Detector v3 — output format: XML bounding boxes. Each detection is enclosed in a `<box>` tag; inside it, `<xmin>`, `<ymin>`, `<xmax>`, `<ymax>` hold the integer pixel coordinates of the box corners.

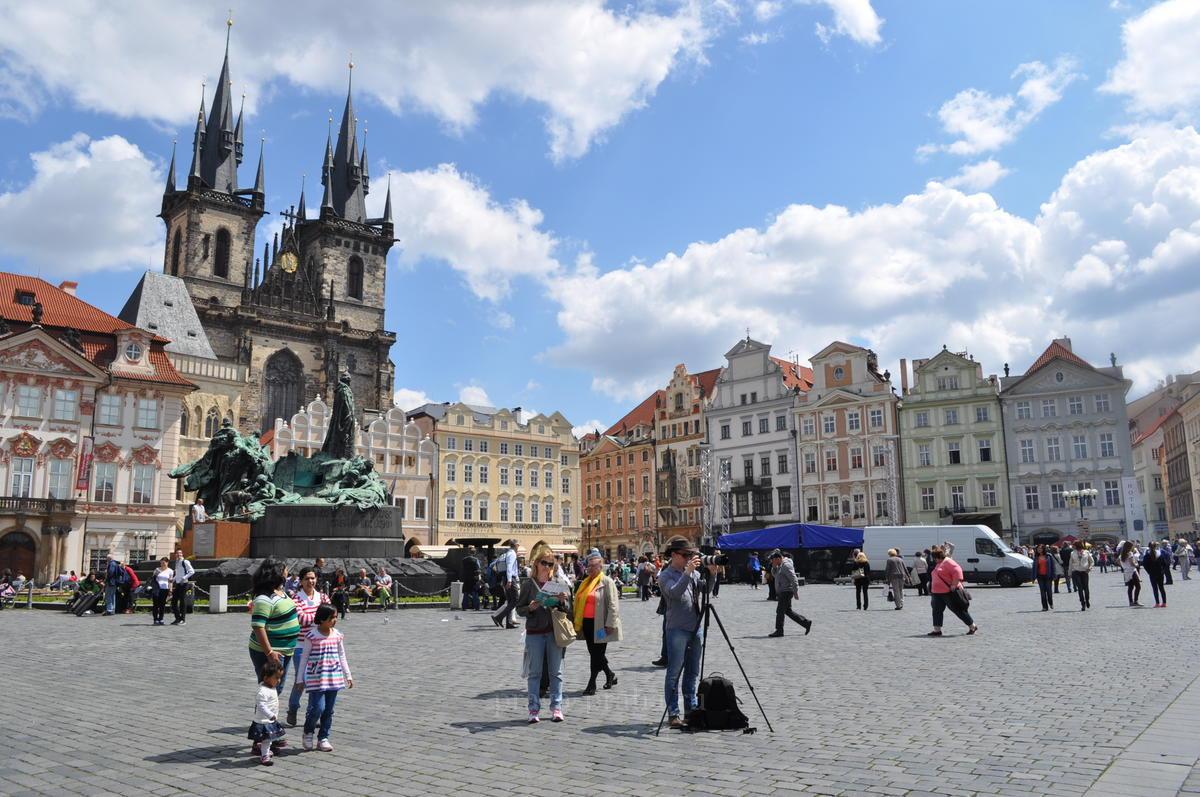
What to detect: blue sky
<box><xmin>1</xmin><ymin>0</ymin><xmax>1199</xmax><ymax>435</ymax></box>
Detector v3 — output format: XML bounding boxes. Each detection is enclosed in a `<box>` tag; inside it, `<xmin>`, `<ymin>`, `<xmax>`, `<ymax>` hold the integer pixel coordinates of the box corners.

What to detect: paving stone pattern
<box><xmin>7</xmin><ymin>570</ymin><xmax>1200</xmax><ymax>796</ymax></box>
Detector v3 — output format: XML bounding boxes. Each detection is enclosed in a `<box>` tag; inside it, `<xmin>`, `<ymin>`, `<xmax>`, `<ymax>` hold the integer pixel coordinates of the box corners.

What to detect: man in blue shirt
<box><xmin>659</xmin><ymin>537</ymin><xmax>717</xmax><ymax>729</ymax></box>
<box><xmin>747</xmin><ymin>552</ymin><xmax>762</xmax><ymax>590</ymax></box>
<box><xmin>491</xmin><ymin>540</ymin><xmax>521</xmax><ymax>629</ymax></box>
<box><xmin>103</xmin><ymin>554</ymin><xmax>124</xmax><ymax>616</ymax></box>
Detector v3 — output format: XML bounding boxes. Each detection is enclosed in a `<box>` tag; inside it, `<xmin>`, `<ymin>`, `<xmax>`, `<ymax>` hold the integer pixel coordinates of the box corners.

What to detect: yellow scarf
<box><xmin>573</xmin><ymin>573</ymin><xmax>602</xmax><ymax>633</ymax></box>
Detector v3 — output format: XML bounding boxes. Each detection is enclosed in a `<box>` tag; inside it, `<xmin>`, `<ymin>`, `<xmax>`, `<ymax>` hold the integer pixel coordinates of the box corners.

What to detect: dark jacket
<box><xmin>461</xmin><ymin>555</ymin><xmax>481</xmax><ymax>582</ymax></box>
<box><xmin>515</xmin><ymin>577</ymin><xmax>573</xmax><ymax>635</ymax></box>
<box><xmin>1058</xmin><ymin>547</ymin><xmax>1071</xmax><ymax>571</ymax></box>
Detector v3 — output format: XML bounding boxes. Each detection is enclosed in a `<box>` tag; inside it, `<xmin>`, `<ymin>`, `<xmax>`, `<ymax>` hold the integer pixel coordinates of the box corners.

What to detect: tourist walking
<box><xmin>885</xmin><ymin>549</ymin><xmax>907</xmax><ymax>610</ymax></box>
<box><xmin>1058</xmin><ymin>544</ymin><xmax>1073</xmax><ymax>593</ymax></box>
<box><xmin>517</xmin><ymin>543</ymin><xmax>572</xmax><ymax>723</ymax></box>
<box><xmin>287</xmin><ymin>566</ymin><xmax>330</xmax><ymax>727</ymax></box>
<box><xmin>150</xmin><ymin>558</ymin><xmax>172</xmax><ymax>625</ymax></box>
<box><xmin>1034</xmin><ymin>545</ymin><xmax>1057</xmax><ymax>611</ymax></box>
<box><xmin>928</xmin><ymin>545</ymin><xmax>977</xmax><ymax>636</ymax></box>
<box><xmin>491</xmin><ymin>539</ymin><xmax>521</xmax><ymax>629</ymax></box>
<box><xmin>249</xmin><ymin>559</ymin><xmax>301</xmax><ymax>693</ymax></box>
<box><xmin>912</xmin><ymin>551</ymin><xmax>929</xmax><ymax>596</ymax></box>
<box><xmin>852</xmin><ymin>551</ymin><xmax>870</xmax><ymax>610</ymax></box>
<box><xmin>295</xmin><ymin>604</ymin><xmax>353</xmax><ymax>751</ymax></box>
<box><xmin>1069</xmin><ymin>541</ymin><xmax>1093</xmax><ymax>611</ymax></box>
<box><xmin>170</xmin><ymin>549</ymin><xmax>194</xmax><ymax>625</ymax></box>
<box><xmin>1177</xmin><ymin>539</ymin><xmax>1193</xmax><ymax>579</ymax></box>
<box><xmin>1119</xmin><ymin>541</ymin><xmax>1142</xmax><ymax>607</ymax></box>
<box><xmin>1143</xmin><ymin>541</ymin><xmax>1168</xmax><ymax>607</ymax></box>
<box><xmin>575</xmin><ymin>552</ymin><xmax>621</xmax><ymax>696</ymax></box>
<box><xmin>747</xmin><ymin>552</ymin><xmax>762</xmax><ymax>590</ymax></box>
<box><xmin>1161</xmin><ymin>540</ymin><xmax>1175</xmax><ymax>585</ymax></box>
<box><xmin>248</xmin><ymin>659</ymin><xmax>287</xmax><ymax>766</ymax></box>
<box><xmin>767</xmin><ymin>550</ymin><xmax>812</xmax><ymax>636</ymax></box>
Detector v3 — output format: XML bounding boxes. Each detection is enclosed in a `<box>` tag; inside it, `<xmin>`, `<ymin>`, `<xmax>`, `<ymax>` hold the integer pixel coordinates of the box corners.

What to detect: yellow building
<box><xmin>408</xmin><ymin>402</ymin><xmax>581</xmax><ymax>554</ymax></box>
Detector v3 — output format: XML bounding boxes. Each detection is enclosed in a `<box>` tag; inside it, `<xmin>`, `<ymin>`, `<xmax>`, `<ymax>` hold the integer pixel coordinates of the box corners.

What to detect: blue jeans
<box><xmin>104</xmin><ymin>584</ymin><xmax>117</xmax><ymax>614</ymax></box>
<box><xmin>524</xmin><ymin>633</ymin><xmax>563</xmax><ymax>712</ymax></box>
<box><xmin>664</xmin><ymin>625</ymin><xmax>703</xmax><ymax>717</ymax></box>
<box><xmin>249</xmin><ymin>649</ymin><xmax>291</xmax><ymax>695</ymax></box>
<box><xmin>288</xmin><ymin>649</ymin><xmax>305</xmax><ymax>712</ymax></box>
<box><xmin>304</xmin><ymin>689</ymin><xmax>339</xmax><ymax>740</ymax></box>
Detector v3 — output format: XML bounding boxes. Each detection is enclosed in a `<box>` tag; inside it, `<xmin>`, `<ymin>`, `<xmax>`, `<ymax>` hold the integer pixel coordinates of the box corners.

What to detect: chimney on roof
<box><xmin>899</xmin><ymin>358</ymin><xmax>908</xmax><ymax>395</ymax></box>
<box><xmin>58</xmin><ymin>280</ymin><xmax>78</xmax><ymax>296</ymax></box>
<box><xmin>1054</xmin><ymin>337</ymin><xmax>1072</xmax><ymax>351</ymax></box>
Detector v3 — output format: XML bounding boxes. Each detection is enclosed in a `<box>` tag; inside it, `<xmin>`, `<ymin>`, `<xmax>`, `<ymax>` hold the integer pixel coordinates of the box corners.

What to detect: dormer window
<box><xmin>15</xmin><ymin>290</ymin><xmax>34</xmax><ymax>305</ymax></box>
<box><xmin>125</xmin><ymin>343</ymin><xmax>144</xmax><ymax>362</ymax></box>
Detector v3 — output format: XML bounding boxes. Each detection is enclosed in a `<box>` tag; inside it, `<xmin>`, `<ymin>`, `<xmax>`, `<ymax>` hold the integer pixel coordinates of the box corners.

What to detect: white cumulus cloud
<box><xmin>0</xmin><ymin>0</ymin><xmax>709</xmax><ymax>161</ymax></box>
<box><xmin>393</xmin><ymin>387</ymin><xmax>434</xmax><ymax>412</ymax></box>
<box><xmin>1102</xmin><ymin>0</ymin><xmax>1200</xmax><ymax>117</ymax></box>
<box><xmin>0</xmin><ymin>133</ymin><xmax>163</xmax><ymax>275</ymax></box>
<box><xmin>921</xmin><ymin>57</ymin><xmax>1081</xmax><ymax>157</ymax></box>
<box><xmin>809</xmin><ymin>0</ymin><xmax>884</xmax><ymax>46</ymax></box>
<box><xmin>458</xmin><ymin>384</ymin><xmax>492</xmax><ymax>406</ymax></box>
<box><xmin>572</xmin><ymin>420</ymin><xmax>607</xmax><ymax>439</ymax></box>
<box><xmin>942</xmin><ymin>159</ymin><xmax>1011</xmax><ymax>191</ymax></box>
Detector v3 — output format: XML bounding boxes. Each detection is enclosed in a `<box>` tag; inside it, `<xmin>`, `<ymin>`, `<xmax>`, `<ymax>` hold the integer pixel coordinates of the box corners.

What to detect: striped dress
<box><xmin>296</xmin><ymin>627</ymin><xmax>352</xmax><ymax>691</ymax></box>
<box><xmin>248</xmin><ymin>593</ymin><xmax>300</xmax><ymax>655</ymax></box>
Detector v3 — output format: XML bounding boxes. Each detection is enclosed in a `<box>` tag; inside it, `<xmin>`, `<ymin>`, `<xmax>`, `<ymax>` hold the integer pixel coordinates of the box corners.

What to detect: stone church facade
<box><xmin>157</xmin><ymin>37</ymin><xmax>396</xmax><ymax>434</ymax></box>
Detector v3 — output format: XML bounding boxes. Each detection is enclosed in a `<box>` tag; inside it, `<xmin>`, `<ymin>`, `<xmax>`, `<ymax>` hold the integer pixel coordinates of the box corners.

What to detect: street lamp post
<box><xmin>1063</xmin><ymin>488</ymin><xmax>1099</xmax><ymax>537</ymax></box>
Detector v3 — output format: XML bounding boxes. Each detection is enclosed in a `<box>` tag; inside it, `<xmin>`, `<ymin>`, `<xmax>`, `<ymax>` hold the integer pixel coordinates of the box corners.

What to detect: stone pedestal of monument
<box><xmin>185</xmin><ymin>521</ymin><xmax>251</xmax><ymax>559</ymax></box>
<box><xmin>251</xmin><ymin>504</ymin><xmax>404</xmax><ymax>559</ymax></box>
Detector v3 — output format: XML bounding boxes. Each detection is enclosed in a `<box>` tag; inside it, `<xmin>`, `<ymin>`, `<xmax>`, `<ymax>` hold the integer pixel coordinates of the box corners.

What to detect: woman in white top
<box><xmin>151</xmin><ymin>558</ymin><xmax>173</xmax><ymax>626</ymax></box>
<box><xmin>1068</xmin><ymin>541</ymin><xmax>1093</xmax><ymax>611</ymax></box>
<box><xmin>1119</xmin><ymin>541</ymin><xmax>1142</xmax><ymax>607</ymax></box>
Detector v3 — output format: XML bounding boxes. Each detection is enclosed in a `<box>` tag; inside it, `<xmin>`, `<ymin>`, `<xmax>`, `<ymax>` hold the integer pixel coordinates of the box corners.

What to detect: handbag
<box><xmin>954</xmin><ymin>585</ymin><xmax>971</xmax><ymax>604</ymax></box>
<box><xmin>551</xmin><ymin>609</ymin><xmax>576</xmax><ymax>648</ymax></box>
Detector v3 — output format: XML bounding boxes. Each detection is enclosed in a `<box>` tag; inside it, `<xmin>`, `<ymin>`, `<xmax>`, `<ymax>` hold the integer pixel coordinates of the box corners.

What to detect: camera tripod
<box><xmin>655</xmin><ymin>584</ymin><xmax>774</xmax><ymax>735</ymax></box>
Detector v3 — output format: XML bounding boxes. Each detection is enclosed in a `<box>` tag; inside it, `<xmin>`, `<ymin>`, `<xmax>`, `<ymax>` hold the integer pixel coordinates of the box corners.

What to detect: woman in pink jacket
<box><xmin>928</xmin><ymin>545</ymin><xmax>978</xmax><ymax>636</ymax></box>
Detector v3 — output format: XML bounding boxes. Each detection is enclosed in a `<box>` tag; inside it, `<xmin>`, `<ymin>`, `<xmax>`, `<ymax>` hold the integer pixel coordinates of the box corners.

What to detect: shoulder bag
<box><xmin>551</xmin><ymin>609</ymin><xmax>576</xmax><ymax>648</ymax></box>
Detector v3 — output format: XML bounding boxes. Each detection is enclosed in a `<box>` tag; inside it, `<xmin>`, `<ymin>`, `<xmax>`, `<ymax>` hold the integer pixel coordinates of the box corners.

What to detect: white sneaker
<box><xmin>302</xmin><ymin>733</ymin><xmax>314</xmax><ymax>751</ymax></box>
<box><xmin>317</xmin><ymin>738</ymin><xmax>333</xmax><ymax>752</ymax></box>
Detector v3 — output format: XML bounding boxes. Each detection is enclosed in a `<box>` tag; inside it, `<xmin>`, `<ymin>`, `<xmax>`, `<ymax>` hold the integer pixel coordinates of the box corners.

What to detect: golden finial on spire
<box><xmin>348</xmin><ymin>51</ymin><xmax>354</xmax><ymax>71</ymax></box>
<box><xmin>227</xmin><ymin>9</ymin><xmax>233</xmax><ymax>28</ymax></box>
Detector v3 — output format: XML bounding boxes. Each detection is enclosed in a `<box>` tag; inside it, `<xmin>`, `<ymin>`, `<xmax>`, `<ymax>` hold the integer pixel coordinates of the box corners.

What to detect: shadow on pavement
<box><xmin>472</xmin><ymin>688</ymin><xmax>525</xmax><ymax>700</ymax></box>
<box><xmin>449</xmin><ymin>719</ymin><xmax>531</xmax><ymax>733</ymax></box>
<box><xmin>579</xmin><ymin>722</ymin><xmax>656</xmax><ymax>739</ymax></box>
<box><xmin>144</xmin><ymin>742</ymin><xmax>276</xmax><ymax>769</ymax></box>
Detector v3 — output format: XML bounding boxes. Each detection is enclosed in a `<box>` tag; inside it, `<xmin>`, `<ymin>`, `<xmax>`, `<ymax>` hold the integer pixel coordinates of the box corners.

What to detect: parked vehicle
<box><xmin>862</xmin><ymin>524</ymin><xmax>1032</xmax><ymax>587</ymax></box>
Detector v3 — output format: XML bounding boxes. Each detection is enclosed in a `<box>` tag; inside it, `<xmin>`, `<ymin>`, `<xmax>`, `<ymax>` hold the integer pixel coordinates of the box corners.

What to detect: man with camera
<box><xmin>767</xmin><ymin>549</ymin><xmax>812</xmax><ymax>637</ymax></box>
<box><xmin>659</xmin><ymin>537</ymin><xmax>719</xmax><ymax>729</ymax></box>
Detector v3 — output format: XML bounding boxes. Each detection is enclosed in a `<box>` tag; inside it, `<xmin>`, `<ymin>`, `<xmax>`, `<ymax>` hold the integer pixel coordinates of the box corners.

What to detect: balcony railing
<box><xmin>0</xmin><ymin>497</ymin><xmax>77</xmax><ymax>514</ymax></box>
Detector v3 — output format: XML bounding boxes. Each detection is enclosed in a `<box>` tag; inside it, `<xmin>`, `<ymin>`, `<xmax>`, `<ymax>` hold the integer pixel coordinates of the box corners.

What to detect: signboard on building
<box><xmin>1122</xmin><ymin>476</ymin><xmax>1146</xmax><ymax>535</ymax></box>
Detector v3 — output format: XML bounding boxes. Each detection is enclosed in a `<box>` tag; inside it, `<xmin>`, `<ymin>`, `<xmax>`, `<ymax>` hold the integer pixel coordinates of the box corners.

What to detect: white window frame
<box><xmin>52</xmin><ymin>389</ymin><xmax>78</xmax><ymax>421</ymax></box>
<box><xmin>48</xmin><ymin>458</ymin><xmax>73</xmax><ymax>499</ymax></box>
<box><xmin>16</xmin><ymin>385</ymin><xmax>41</xmax><ymax>417</ymax></box>
<box><xmin>131</xmin><ymin>464</ymin><xmax>155</xmax><ymax>504</ymax></box>
<box><xmin>135</xmin><ymin>398</ymin><xmax>159</xmax><ymax>429</ymax></box>
<box><xmin>10</xmin><ymin>456</ymin><xmax>34</xmax><ymax>497</ymax></box>
<box><xmin>97</xmin><ymin>393</ymin><xmax>122</xmax><ymax>426</ymax></box>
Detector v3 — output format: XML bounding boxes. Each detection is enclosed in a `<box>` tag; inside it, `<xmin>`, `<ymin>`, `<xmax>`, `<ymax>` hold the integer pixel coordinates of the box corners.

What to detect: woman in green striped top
<box><xmin>249</xmin><ymin>559</ymin><xmax>300</xmax><ymax>694</ymax></box>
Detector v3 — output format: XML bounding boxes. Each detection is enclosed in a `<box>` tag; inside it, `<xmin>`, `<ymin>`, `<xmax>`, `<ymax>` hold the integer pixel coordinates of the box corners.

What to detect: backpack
<box><xmin>686</xmin><ymin>673</ymin><xmax>750</xmax><ymax>731</ymax></box>
<box><xmin>113</xmin><ymin>565</ymin><xmax>131</xmax><ymax>586</ymax></box>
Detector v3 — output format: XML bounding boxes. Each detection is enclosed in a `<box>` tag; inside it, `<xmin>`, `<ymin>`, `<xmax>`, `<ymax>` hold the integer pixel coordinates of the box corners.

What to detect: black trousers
<box><xmin>170</xmin><ymin>583</ymin><xmax>190</xmax><ymax>622</ymax></box>
<box><xmin>1126</xmin><ymin>575</ymin><xmax>1141</xmax><ymax>605</ymax></box>
<box><xmin>152</xmin><ymin>588</ymin><xmax>168</xmax><ymax>622</ymax></box>
<box><xmin>1071</xmin><ymin>572</ymin><xmax>1090</xmax><ymax>608</ymax></box>
<box><xmin>854</xmin><ymin>579</ymin><xmax>870</xmax><ymax>609</ymax></box>
<box><xmin>581</xmin><ymin>618</ymin><xmax>612</xmax><ymax>685</ymax></box>
<box><xmin>492</xmin><ymin>582</ymin><xmax>518</xmax><ymax>624</ymax></box>
<box><xmin>1037</xmin><ymin>576</ymin><xmax>1054</xmax><ymax>609</ymax></box>
<box><xmin>917</xmin><ymin>573</ymin><xmax>930</xmax><ymax>596</ymax></box>
<box><xmin>1148</xmin><ymin>571</ymin><xmax>1166</xmax><ymax>604</ymax></box>
<box><xmin>775</xmin><ymin>591</ymin><xmax>808</xmax><ymax>632</ymax></box>
<box><xmin>931</xmin><ymin>592</ymin><xmax>973</xmax><ymax>628</ymax></box>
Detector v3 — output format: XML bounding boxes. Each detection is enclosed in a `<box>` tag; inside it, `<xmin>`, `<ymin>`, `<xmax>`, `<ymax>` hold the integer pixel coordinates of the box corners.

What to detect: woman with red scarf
<box><xmin>574</xmin><ymin>552</ymin><xmax>622</xmax><ymax>696</ymax></box>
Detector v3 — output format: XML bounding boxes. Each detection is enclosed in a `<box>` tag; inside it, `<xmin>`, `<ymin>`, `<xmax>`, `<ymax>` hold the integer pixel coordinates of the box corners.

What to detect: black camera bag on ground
<box><xmin>687</xmin><ymin>673</ymin><xmax>749</xmax><ymax>731</ymax></box>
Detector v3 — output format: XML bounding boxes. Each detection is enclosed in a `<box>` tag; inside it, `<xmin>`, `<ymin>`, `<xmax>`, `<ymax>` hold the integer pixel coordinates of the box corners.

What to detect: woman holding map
<box><xmin>516</xmin><ymin>542</ymin><xmax>573</xmax><ymax>723</ymax></box>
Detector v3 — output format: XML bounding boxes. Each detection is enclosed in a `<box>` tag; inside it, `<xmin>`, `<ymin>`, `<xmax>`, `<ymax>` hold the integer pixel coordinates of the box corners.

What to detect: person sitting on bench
<box><xmin>372</xmin><ymin>566</ymin><xmax>393</xmax><ymax>610</ymax></box>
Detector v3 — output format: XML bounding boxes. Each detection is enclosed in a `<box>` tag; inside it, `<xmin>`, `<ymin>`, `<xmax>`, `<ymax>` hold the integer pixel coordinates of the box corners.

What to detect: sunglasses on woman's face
<box><xmin>539</xmin><ymin>560</ymin><xmax>555</xmax><ymax>567</ymax></box>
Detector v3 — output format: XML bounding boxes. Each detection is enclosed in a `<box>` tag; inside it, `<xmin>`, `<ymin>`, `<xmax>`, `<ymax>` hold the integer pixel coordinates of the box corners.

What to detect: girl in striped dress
<box><xmin>295</xmin><ymin>604</ymin><xmax>353</xmax><ymax>751</ymax></box>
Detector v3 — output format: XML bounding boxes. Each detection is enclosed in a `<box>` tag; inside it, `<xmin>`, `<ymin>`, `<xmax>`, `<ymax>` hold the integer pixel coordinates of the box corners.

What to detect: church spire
<box><xmin>252</xmin><ymin>137</ymin><xmax>265</xmax><ymax>198</ymax></box>
<box><xmin>321</xmin><ymin>161</ymin><xmax>334</xmax><ymax>216</ymax></box>
<box><xmin>199</xmin><ymin>14</ymin><xmax>240</xmax><ymax>193</ymax></box>
<box><xmin>327</xmin><ymin>57</ymin><xmax>367</xmax><ymax>223</ymax></box>
<box><xmin>165</xmin><ymin>139</ymin><xmax>177</xmax><ymax>194</ymax></box>
<box><xmin>382</xmin><ymin>176</ymin><xmax>392</xmax><ymax>225</ymax></box>
<box><xmin>188</xmin><ymin>87</ymin><xmax>206</xmax><ymax>185</ymax></box>
<box><xmin>234</xmin><ymin>93</ymin><xmax>246</xmax><ymax>166</ymax></box>
<box><xmin>296</xmin><ymin>175</ymin><xmax>307</xmax><ymax>221</ymax></box>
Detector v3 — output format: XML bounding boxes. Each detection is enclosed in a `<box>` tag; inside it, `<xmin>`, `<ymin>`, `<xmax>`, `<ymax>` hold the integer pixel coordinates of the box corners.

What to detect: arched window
<box><xmin>170</xmin><ymin>229</ymin><xmax>182</xmax><ymax>276</ymax></box>
<box><xmin>204</xmin><ymin>407</ymin><xmax>220</xmax><ymax>438</ymax></box>
<box><xmin>347</xmin><ymin>256</ymin><xmax>363</xmax><ymax>300</ymax></box>
<box><xmin>262</xmin><ymin>349</ymin><xmax>304</xmax><ymax>433</ymax></box>
<box><xmin>214</xmin><ymin>228</ymin><xmax>231</xmax><ymax>279</ymax></box>
<box><xmin>180</xmin><ymin>406</ymin><xmax>189</xmax><ymax>437</ymax></box>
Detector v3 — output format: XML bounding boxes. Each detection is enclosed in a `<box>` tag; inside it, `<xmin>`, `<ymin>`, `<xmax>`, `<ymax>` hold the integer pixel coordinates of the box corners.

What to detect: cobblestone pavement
<box><xmin>7</xmin><ymin>570</ymin><xmax>1200</xmax><ymax>796</ymax></box>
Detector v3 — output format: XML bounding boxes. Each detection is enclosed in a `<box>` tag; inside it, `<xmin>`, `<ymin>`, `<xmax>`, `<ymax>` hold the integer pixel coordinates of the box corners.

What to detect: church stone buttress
<box><xmin>159</xmin><ymin>33</ymin><xmax>397</xmax><ymax>434</ymax></box>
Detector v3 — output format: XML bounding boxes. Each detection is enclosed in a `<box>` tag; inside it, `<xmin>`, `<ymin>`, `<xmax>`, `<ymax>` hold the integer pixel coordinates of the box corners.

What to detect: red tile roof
<box><xmin>770</xmin><ymin>356</ymin><xmax>814</xmax><ymax>391</ymax></box>
<box><xmin>1132</xmin><ymin>411</ymin><xmax>1175</xmax><ymax>447</ymax></box>
<box><xmin>1026</xmin><ymin>340</ymin><xmax>1093</xmax><ymax>376</ymax></box>
<box><xmin>691</xmin><ymin>367</ymin><xmax>722</xmax><ymax>399</ymax></box>
<box><xmin>603</xmin><ymin>390</ymin><xmax>662</xmax><ymax>437</ymax></box>
<box><xmin>2</xmin><ymin>273</ymin><xmax>193</xmax><ymax>389</ymax></box>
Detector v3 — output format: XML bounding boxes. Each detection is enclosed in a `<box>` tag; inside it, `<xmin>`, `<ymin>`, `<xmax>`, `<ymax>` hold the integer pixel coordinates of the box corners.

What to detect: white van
<box><xmin>862</xmin><ymin>525</ymin><xmax>1033</xmax><ymax>587</ymax></box>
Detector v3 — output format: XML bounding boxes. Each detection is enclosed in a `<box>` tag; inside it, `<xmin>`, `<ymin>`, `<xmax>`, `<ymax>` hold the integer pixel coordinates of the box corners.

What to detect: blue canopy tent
<box><xmin>716</xmin><ymin>523</ymin><xmax>865</xmax><ymax>583</ymax></box>
<box><xmin>717</xmin><ymin>523</ymin><xmax>864</xmax><ymax>551</ymax></box>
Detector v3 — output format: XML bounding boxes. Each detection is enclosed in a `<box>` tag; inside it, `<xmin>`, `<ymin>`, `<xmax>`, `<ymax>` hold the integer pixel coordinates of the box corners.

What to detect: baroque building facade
<box><xmin>408</xmin><ymin>403</ymin><xmax>580</xmax><ymax>554</ymax></box>
<box><xmin>705</xmin><ymin>338</ymin><xmax>811</xmax><ymax>539</ymax></box>
<box><xmin>0</xmin><ymin>275</ymin><xmax>194</xmax><ymax>581</ymax></box>
<box><xmin>898</xmin><ymin>348</ymin><xmax>1009</xmax><ymax>533</ymax></box>
<box><xmin>581</xmin><ymin>393</ymin><xmax>659</xmax><ymax>557</ymax></box>
<box><xmin>999</xmin><ymin>338</ymin><xmax>1142</xmax><ymax>544</ymax></box>
<box><xmin>794</xmin><ymin>342</ymin><xmax>900</xmax><ymax>528</ymax></box>
<box><xmin>160</xmin><ymin>39</ymin><xmax>396</xmax><ymax>435</ymax></box>
<box><xmin>653</xmin><ymin>365</ymin><xmax>720</xmax><ymax>547</ymax></box>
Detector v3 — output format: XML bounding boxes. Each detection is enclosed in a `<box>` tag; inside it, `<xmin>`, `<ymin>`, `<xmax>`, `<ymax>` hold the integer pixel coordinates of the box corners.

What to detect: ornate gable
<box><xmin>0</xmin><ymin>337</ymin><xmax>94</xmax><ymax>377</ymax></box>
<box><xmin>131</xmin><ymin>444</ymin><xmax>160</xmax><ymax>467</ymax></box>
<box><xmin>93</xmin><ymin>441</ymin><xmax>123</xmax><ymax>463</ymax></box>
<box><xmin>7</xmin><ymin>431</ymin><xmax>41</xmax><ymax>457</ymax></box>
<box><xmin>47</xmin><ymin>437</ymin><xmax>76</xmax><ymax>459</ymax></box>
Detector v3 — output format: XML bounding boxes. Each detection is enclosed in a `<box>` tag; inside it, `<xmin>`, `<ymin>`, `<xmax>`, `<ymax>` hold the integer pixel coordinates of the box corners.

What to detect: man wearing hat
<box><xmin>659</xmin><ymin>536</ymin><xmax>717</xmax><ymax>728</ymax></box>
<box><xmin>767</xmin><ymin>549</ymin><xmax>811</xmax><ymax>637</ymax></box>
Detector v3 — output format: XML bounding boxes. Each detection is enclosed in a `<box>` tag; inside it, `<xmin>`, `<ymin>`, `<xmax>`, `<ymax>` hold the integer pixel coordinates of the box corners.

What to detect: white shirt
<box><xmin>504</xmin><ymin>549</ymin><xmax>519</xmax><ymax>582</ymax></box>
<box><xmin>1121</xmin><ymin>554</ymin><xmax>1140</xmax><ymax>580</ymax></box>
<box><xmin>374</xmin><ymin>573</ymin><xmax>392</xmax><ymax>587</ymax></box>
<box><xmin>253</xmin><ymin>684</ymin><xmax>279</xmax><ymax>724</ymax></box>
<box><xmin>154</xmin><ymin>568</ymin><xmax>172</xmax><ymax>591</ymax></box>
<box><xmin>191</xmin><ymin>503</ymin><xmax>208</xmax><ymax>523</ymax></box>
<box><xmin>172</xmin><ymin>558</ymin><xmax>194</xmax><ymax>584</ymax></box>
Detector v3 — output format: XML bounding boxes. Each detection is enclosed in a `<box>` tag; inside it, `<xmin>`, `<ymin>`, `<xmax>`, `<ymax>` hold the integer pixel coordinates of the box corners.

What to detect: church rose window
<box><xmin>214</xmin><ymin>228</ymin><xmax>231</xmax><ymax>278</ymax></box>
<box><xmin>262</xmin><ymin>350</ymin><xmax>303</xmax><ymax>432</ymax></box>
